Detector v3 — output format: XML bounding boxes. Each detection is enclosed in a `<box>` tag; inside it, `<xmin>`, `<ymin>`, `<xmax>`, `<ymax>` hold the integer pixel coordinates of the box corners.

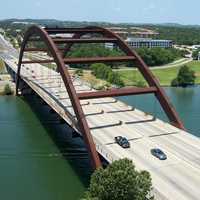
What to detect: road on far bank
<box><xmin>118</xmin><ymin>60</ymin><xmax>200</xmax><ymax>87</ymax></box>
<box><xmin>113</xmin><ymin>57</ymin><xmax>193</xmax><ymax>72</ymax></box>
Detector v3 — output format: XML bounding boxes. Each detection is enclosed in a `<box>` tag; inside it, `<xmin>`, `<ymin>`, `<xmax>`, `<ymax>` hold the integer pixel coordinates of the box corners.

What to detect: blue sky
<box><xmin>0</xmin><ymin>0</ymin><xmax>199</xmax><ymax>25</ymax></box>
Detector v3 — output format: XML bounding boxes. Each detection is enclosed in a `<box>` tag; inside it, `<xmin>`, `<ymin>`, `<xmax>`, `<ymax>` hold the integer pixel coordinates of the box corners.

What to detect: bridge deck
<box><xmin>1</xmin><ymin>35</ymin><xmax>200</xmax><ymax>199</ymax></box>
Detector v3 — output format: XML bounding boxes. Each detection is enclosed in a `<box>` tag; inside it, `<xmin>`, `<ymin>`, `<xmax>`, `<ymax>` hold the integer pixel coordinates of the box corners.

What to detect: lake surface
<box><xmin>118</xmin><ymin>86</ymin><xmax>200</xmax><ymax>137</ymax></box>
<box><xmin>0</xmin><ymin>86</ymin><xmax>200</xmax><ymax>200</ymax></box>
<box><xmin>0</xmin><ymin>95</ymin><xmax>90</xmax><ymax>200</ymax></box>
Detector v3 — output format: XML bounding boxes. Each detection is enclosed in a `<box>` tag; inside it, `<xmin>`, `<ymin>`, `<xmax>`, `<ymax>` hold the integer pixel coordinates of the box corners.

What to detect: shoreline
<box><xmin>0</xmin><ymin>74</ymin><xmax>15</xmax><ymax>95</ymax></box>
<box><xmin>158</xmin><ymin>83</ymin><xmax>200</xmax><ymax>87</ymax></box>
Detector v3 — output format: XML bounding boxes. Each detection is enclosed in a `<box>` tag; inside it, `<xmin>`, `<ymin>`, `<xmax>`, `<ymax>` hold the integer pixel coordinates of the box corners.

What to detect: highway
<box><xmin>1</xmin><ymin>34</ymin><xmax>200</xmax><ymax>200</ymax></box>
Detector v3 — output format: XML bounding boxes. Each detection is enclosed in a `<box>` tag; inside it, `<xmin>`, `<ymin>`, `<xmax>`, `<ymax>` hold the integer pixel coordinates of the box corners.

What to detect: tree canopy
<box><xmin>90</xmin><ymin>63</ymin><xmax>124</xmax><ymax>87</ymax></box>
<box><xmin>153</xmin><ymin>25</ymin><xmax>200</xmax><ymax>45</ymax></box>
<box><xmin>192</xmin><ymin>49</ymin><xmax>200</xmax><ymax>60</ymax></box>
<box><xmin>136</xmin><ymin>47</ymin><xmax>184</xmax><ymax>66</ymax></box>
<box><xmin>85</xmin><ymin>158</ymin><xmax>153</xmax><ymax>200</ymax></box>
<box><xmin>171</xmin><ymin>65</ymin><xmax>196</xmax><ymax>87</ymax></box>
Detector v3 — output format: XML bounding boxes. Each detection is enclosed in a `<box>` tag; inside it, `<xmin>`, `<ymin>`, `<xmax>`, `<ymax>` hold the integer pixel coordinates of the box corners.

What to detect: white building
<box><xmin>106</xmin><ymin>37</ymin><xmax>173</xmax><ymax>49</ymax></box>
<box><xmin>126</xmin><ymin>38</ymin><xmax>172</xmax><ymax>48</ymax></box>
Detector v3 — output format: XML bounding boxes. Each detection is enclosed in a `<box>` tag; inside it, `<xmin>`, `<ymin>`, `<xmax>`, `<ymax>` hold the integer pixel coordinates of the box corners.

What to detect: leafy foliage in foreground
<box><xmin>85</xmin><ymin>158</ymin><xmax>153</xmax><ymax>200</ymax></box>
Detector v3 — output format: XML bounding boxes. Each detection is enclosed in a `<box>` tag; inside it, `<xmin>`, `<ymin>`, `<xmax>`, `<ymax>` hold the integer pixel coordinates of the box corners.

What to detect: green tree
<box><xmin>136</xmin><ymin>80</ymin><xmax>146</xmax><ymax>87</ymax></box>
<box><xmin>171</xmin><ymin>65</ymin><xmax>196</xmax><ymax>87</ymax></box>
<box><xmin>3</xmin><ymin>84</ymin><xmax>13</xmax><ymax>95</ymax></box>
<box><xmin>90</xmin><ymin>63</ymin><xmax>112</xmax><ymax>79</ymax></box>
<box><xmin>192</xmin><ymin>49</ymin><xmax>200</xmax><ymax>60</ymax></box>
<box><xmin>85</xmin><ymin>158</ymin><xmax>153</xmax><ymax>200</ymax></box>
<box><xmin>136</xmin><ymin>47</ymin><xmax>182</xmax><ymax>66</ymax></box>
<box><xmin>91</xmin><ymin>64</ymin><xmax>124</xmax><ymax>87</ymax></box>
<box><xmin>68</xmin><ymin>44</ymin><xmax>123</xmax><ymax>68</ymax></box>
<box><xmin>106</xmin><ymin>71</ymin><xmax>123</xmax><ymax>87</ymax></box>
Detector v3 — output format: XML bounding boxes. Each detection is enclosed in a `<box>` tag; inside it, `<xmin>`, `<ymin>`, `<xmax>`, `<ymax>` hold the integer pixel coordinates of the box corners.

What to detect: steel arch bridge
<box><xmin>16</xmin><ymin>25</ymin><xmax>185</xmax><ymax>169</ymax></box>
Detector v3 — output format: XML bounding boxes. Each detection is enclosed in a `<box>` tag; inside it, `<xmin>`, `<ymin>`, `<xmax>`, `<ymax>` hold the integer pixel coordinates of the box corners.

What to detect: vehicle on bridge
<box><xmin>151</xmin><ymin>148</ymin><xmax>167</xmax><ymax>160</ymax></box>
<box><xmin>115</xmin><ymin>136</ymin><xmax>130</xmax><ymax>148</ymax></box>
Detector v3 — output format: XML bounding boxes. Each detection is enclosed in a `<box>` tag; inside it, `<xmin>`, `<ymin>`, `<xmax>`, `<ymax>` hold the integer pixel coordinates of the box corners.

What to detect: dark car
<box><xmin>115</xmin><ymin>136</ymin><xmax>130</xmax><ymax>148</ymax></box>
<box><xmin>151</xmin><ymin>148</ymin><xmax>167</xmax><ymax>160</ymax></box>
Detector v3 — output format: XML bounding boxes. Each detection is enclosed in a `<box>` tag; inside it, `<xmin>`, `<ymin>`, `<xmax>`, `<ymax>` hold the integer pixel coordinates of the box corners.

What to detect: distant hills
<box><xmin>1</xmin><ymin>19</ymin><xmax>200</xmax><ymax>45</ymax></box>
<box><xmin>0</xmin><ymin>18</ymin><xmax>200</xmax><ymax>28</ymax></box>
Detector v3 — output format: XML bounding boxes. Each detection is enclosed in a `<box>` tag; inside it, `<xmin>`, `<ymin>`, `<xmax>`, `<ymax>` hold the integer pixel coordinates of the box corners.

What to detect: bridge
<box><xmin>1</xmin><ymin>26</ymin><xmax>200</xmax><ymax>200</ymax></box>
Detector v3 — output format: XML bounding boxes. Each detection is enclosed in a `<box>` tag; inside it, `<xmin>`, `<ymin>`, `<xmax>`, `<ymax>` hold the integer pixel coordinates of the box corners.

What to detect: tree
<box><xmin>3</xmin><ymin>84</ymin><xmax>13</xmax><ymax>95</ymax></box>
<box><xmin>68</xmin><ymin>44</ymin><xmax>123</xmax><ymax>68</ymax></box>
<box><xmin>136</xmin><ymin>80</ymin><xmax>146</xmax><ymax>87</ymax></box>
<box><xmin>192</xmin><ymin>49</ymin><xmax>200</xmax><ymax>60</ymax></box>
<box><xmin>136</xmin><ymin>47</ymin><xmax>182</xmax><ymax>66</ymax></box>
<box><xmin>171</xmin><ymin>65</ymin><xmax>196</xmax><ymax>87</ymax></box>
<box><xmin>90</xmin><ymin>63</ymin><xmax>112</xmax><ymax>79</ymax></box>
<box><xmin>90</xmin><ymin>63</ymin><xmax>124</xmax><ymax>87</ymax></box>
<box><xmin>85</xmin><ymin>158</ymin><xmax>153</xmax><ymax>200</ymax></box>
<box><xmin>110</xmin><ymin>72</ymin><xmax>125</xmax><ymax>87</ymax></box>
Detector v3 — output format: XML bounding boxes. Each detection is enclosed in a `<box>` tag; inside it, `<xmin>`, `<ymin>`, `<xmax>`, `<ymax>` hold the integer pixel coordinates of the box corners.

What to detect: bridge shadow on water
<box><xmin>21</xmin><ymin>92</ymin><xmax>94</xmax><ymax>188</ymax></box>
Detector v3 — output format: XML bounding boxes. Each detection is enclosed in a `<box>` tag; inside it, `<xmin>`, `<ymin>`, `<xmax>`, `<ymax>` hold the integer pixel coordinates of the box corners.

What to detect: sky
<box><xmin>0</xmin><ymin>0</ymin><xmax>199</xmax><ymax>25</ymax></box>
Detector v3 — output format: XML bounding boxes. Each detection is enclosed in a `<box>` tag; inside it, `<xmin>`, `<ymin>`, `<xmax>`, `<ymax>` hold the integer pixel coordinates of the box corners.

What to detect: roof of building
<box><xmin>126</xmin><ymin>37</ymin><xmax>172</xmax><ymax>43</ymax></box>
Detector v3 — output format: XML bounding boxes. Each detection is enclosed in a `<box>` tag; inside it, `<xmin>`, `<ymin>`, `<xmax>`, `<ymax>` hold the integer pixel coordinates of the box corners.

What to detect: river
<box><xmin>118</xmin><ymin>86</ymin><xmax>200</xmax><ymax>137</ymax></box>
<box><xmin>0</xmin><ymin>86</ymin><xmax>200</xmax><ymax>200</ymax></box>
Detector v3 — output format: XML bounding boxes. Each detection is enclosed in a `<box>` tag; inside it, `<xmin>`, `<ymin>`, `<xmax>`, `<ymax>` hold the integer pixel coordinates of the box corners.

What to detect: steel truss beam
<box><xmin>77</xmin><ymin>87</ymin><xmax>157</xmax><ymax>99</ymax></box>
<box><xmin>52</xmin><ymin>38</ymin><xmax>118</xmax><ymax>44</ymax></box>
<box><xmin>16</xmin><ymin>25</ymin><xmax>185</xmax><ymax>170</ymax></box>
<box><xmin>21</xmin><ymin>59</ymin><xmax>55</xmax><ymax>64</ymax></box>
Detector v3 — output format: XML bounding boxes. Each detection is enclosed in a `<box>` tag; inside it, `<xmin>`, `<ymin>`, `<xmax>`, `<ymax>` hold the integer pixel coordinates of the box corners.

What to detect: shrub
<box><xmin>90</xmin><ymin>64</ymin><xmax>124</xmax><ymax>87</ymax></box>
<box><xmin>111</xmin><ymin>72</ymin><xmax>125</xmax><ymax>87</ymax></box>
<box><xmin>192</xmin><ymin>49</ymin><xmax>200</xmax><ymax>60</ymax></box>
<box><xmin>171</xmin><ymin>78</ymin><xmax>179</xmax><ymax>87</ymax></box>
<box><xmin>3</xmin><ymin>84</ymin><xmax>13</xmax><ymax>95</ymax></box>
<box><xmin>90</xmin><ymin>63</ymin><xmax>112</xmax><ymax>80</ymax></box>
<box><xmin>136</xmin><ymin>80</ymin><xmax>146</xmax><ymax>87</ymax></box>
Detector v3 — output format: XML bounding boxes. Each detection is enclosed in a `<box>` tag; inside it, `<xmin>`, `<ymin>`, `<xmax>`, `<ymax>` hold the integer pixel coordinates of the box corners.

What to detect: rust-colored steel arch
<box><xmin>16</xmin><ymin>25</ymin><xmax>101</xmax><ymax>169</ymax></box>
<box><xmin>16</xmin><ymin>25</ymin><xmax>185</xmax><ymax>170</ymax></box>
<box><xmin>48</xmin><ymin>25</ymin><xmax>185</xmax><ymax>130</ymax></box>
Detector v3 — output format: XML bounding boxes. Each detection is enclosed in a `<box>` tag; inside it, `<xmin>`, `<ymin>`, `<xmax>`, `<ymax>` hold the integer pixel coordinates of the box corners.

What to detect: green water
<box><xmin>0</xmin><ymin>96</ymin><xmax>88</xmax><ymax>200</ymax></box>
<box><xmin>0</xmin><ymin>86</ymin><xmax>200</xmax><ymax>200</ymax></box>
<box><xmin>118</xmin><ymin>86</ymin><xmax>200</xmax><ymax>137</ymax></box>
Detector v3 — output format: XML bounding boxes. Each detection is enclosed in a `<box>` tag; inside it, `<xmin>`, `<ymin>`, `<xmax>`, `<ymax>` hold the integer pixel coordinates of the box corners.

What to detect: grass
<box><xmin>119</xmin><ymin>61</ymin><xmax>200</xmax><ymax>86</ymax></box>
